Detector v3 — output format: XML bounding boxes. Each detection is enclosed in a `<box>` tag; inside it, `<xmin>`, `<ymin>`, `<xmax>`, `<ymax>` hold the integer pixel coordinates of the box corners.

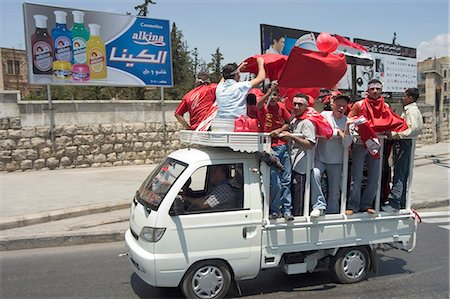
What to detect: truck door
<box><xmin>155</xmin><ymin>161</ymin><xmax>262</xmax><ymax>283</ymax></box>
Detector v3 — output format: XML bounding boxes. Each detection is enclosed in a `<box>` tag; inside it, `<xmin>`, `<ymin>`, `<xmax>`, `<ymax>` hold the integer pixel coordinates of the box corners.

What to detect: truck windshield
<box><xmin>136</xmin><ymin>158</ymin><xmax>187</xmax><ymax>211</ymax></box>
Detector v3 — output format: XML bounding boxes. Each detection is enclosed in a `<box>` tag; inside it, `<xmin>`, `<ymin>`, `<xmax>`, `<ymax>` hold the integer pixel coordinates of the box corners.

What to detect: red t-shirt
<box><xmin>257</xmin><ymin>102</ymin><xmax>291</xmax><ymax>146</ymax></box>
<box><xmin>175</xmin><ymin>84</ymin><xmax>217</xmax><ymax>130</ymax></box>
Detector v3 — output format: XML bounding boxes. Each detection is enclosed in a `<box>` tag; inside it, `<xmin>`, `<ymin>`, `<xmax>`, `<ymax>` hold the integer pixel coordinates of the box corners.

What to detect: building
<box><xmin>417</xmin><ymin>56</ymin><xmax>450</xmax><ymax>142</ymax></box>
<box><xmin>0</xmin><ymin>47</ymin><xmax>44</xmax><ymax>97</ymax></box>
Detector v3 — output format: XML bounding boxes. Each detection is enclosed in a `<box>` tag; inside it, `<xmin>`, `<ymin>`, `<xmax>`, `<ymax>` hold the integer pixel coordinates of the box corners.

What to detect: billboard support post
<box><xmin>46</xmin><ymin>84</ymin><xmax>56</xmax><ymax>152</ymax></box>
<box><xmin>160</xmin><ymin>87</ymin><xmax>167</xmax><ymax>153</ymax></box>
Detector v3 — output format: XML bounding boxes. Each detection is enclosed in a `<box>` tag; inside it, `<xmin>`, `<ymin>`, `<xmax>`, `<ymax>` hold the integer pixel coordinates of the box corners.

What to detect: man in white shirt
<box><xmin>215</xmin><ymin>57</ymin><xmax>266</xmax><ymax>119</ymax></box>
<box><xmin>311</xmin><ymin>95</ymin><xmax>352</xmax><ymax>215</ymax></box>
<box><xmin>265</xmin><ymin>32</ymin><xmax>285</xmax><ymax>55</ymax></box>
<box><xmin>382</xmin><ymin>88</ymin><xmax>424</xmax><ymax>212</ymax></box>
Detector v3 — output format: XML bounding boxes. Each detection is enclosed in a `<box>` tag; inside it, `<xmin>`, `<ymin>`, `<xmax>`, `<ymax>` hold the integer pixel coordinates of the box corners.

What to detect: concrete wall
<box><xmin>17</xmin><ymin>99</ymin><xmax>181</xmax><ymax>127</ymax></box>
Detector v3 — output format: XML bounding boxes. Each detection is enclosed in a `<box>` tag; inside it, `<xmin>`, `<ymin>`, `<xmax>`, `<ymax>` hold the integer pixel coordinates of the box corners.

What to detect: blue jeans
<box><xmin>348</xmin><ymin>144</ymin><xmax>381</xmax><ymax>212</ymax></box>
<box><xmin>313</xmin><ymin>160</ymin><xmax>342</xmax><ymax>213</ymax></box>
<box><xmin>270</xmin><ymin>144</ymin><xmax>292</xmax><ymax>214</ymax></box>
<box><xmin>387</xmin><ymin>139</ymin><xmax>412</xmax><ymax>209</ymax></box>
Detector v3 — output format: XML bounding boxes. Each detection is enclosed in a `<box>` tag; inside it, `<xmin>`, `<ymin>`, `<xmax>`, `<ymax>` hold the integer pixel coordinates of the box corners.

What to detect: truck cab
<box><xmin>125</xmin><ymin>131</ymin><xmax>418</xmax><ymax>299</ymax></box>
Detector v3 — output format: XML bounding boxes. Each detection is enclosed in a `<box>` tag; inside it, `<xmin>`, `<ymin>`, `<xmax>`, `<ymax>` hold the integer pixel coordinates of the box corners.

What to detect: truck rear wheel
<box><xmin>181</xmin><ymin>260</ymin><xmax>232</xmax><ymax>299</ymax></box>
<box><xmin>331</xmin><ymin>247</ymin><xmax>370</xmax><ymax>284</ymax></box>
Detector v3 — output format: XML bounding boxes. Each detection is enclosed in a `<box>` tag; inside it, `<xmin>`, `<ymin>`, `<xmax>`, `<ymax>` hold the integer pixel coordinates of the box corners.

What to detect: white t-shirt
<box><xmin>316</xmin><ymin>111</ymin><xmax>351</xmax><ymax>164</ymax></box>
<box><xmin>215</xmin><ymin>79</ymin><xmax>252</xmax><ymax>119</ymax></box>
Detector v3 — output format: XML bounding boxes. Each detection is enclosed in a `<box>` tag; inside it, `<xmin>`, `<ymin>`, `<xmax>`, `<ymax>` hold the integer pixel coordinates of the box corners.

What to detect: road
<box><xmin>1</xmin><ymin>211</ymin><xmax>448</xmax><ymax>299</ymax></box>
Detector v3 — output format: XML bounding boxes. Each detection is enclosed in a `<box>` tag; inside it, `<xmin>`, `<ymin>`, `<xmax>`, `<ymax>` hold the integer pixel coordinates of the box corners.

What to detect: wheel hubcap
<box><xmin>192</xmin><ymin>265</ymin><xmax>224</xmax><ymax>298</ymax></box>
<box><xmin>343</xmin><ymin>250</ymin><xmax>366</xmax><ymax>279</ymax></box>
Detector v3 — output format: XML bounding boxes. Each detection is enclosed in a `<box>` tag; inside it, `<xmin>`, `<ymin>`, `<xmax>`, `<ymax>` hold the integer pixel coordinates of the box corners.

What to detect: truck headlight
<box><xmin>139</xmin><ymin>227</ymin><xmax>166</xmax><ymax>242</ymax></box>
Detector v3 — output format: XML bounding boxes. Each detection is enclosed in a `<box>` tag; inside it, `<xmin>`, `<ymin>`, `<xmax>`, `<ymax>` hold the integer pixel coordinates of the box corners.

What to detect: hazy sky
<box><xmin>1</xmin><ymin>0</ymin><xmax>449</xmax><ymax>64</ymax></box>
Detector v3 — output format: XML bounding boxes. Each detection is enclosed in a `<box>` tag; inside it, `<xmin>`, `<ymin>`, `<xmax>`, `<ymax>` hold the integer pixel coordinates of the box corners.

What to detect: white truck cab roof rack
<box><xmin>180</xmin><ymin>130</ymin><xmax>272</xmax><ymax>153</ymax></box>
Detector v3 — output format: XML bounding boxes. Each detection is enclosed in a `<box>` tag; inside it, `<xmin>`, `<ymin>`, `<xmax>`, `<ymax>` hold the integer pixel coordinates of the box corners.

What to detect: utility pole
<box><xmin>193</xmin><ymin>47</ymin><xmax>198</xmax><ymax>78</ymax></box>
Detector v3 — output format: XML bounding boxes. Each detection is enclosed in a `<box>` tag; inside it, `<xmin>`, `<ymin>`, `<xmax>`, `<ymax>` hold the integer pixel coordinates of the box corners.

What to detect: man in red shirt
<box><xmin>257</xmin><ymin>81</ymin><xmax>294</xmax><ymax>220</ymax></box>
<box><xmin>174</xmin><ymin>72</ymin><xmax>217</xmax><ymax>130</ymax></box>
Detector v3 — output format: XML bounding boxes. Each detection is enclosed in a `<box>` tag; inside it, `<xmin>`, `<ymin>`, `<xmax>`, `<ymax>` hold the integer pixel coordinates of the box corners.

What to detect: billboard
<box><xmin>354</xmin><ymin>38</ymin><xmax>417</xmax><ymax>93</ymax></box>
<box><xmin>23</xmin><ymin>3</ymin><xmax>173</xmax><ymax>87</ymax></box>
<box><xmin>260</xmin><ymin>24</ymin><xmax>353</xmax><ymax>90</ymax></box>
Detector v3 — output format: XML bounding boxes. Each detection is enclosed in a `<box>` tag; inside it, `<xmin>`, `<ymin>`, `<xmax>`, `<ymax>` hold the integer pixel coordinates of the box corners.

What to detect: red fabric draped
<box><xmin>298</xmin><ymin>107</ymin><xmax>333</xmax><ymax>139</ymax></box>
<box><xmin>248</xmin><ymin>88</ymin><xmax>264</xmax><ymax>101</ymax></box>
<box><xmin>278</xmin><ymin>47</ymin><xmax>347</xmax><ymax>89</ymax></box>
<box><xmin>240</xmin><ymin>54</ymin><xmax>288</xmax><ymax>81</ymax></box>
<box><xmin>359</xmin><ymin>97</ymin><xmax>408</xmax><ymax>132</ymax></box>
<box><xmin>279</xmin><ymin>86</ymin><xmax>320</xmax><ymax>111</ymax></box>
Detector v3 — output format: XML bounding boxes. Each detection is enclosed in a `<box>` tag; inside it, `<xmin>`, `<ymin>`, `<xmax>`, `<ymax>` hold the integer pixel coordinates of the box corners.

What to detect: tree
<box><xmin>208</xmin><ymin>47</ymin><xmax>223</xmax><ymax>83</ymax></box>
<box><xmin>135</xmin><ymin>0</ymin><xmax>157</xmax><ymax>16</ymax></box>
<box><xmin>166</xmin><ymin>22</ymin><xmax>195</xmax><ymax>100</ymax></box>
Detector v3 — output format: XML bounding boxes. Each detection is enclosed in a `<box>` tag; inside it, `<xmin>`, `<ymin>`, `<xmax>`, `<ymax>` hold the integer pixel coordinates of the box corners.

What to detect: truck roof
<box><xmin>179</xmin><ymin>130</ymin><xmax>272</xmax><ymax>153</ymax></box>
<box><xmin>168</xmin><ymin>147</ymin><xmax>255</xmax><ymax>165</ymax></box>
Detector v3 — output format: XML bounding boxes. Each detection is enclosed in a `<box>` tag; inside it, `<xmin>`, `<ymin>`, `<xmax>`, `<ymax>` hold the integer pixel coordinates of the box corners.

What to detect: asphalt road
<box><xmin>1</xmin><ymin>212</ymin><xmax>448</xmax><ymax>299</ymax></box>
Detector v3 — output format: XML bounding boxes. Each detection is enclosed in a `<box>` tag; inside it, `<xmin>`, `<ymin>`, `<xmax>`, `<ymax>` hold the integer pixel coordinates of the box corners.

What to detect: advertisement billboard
<box><xmin>23</xmin><ymin>3</ymin><xmax>173</xmax><ymax>87</ymax></box>
<box><xmin>260</xmin><ymin>24</ymin><xmax>353</xmax><ymax>90</ymax></box>
<box><xmin>354</xmin><ymin>38</ymin><xmax>417</xmax><ymax>93</ymax></box>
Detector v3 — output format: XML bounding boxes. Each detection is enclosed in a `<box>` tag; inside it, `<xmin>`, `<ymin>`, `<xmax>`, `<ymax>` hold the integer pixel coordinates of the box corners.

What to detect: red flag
<box><xmin>278</xmin><ymin>47</ymin><xmax>347</xmax><ymax>89</ymax></box>
<box><xmin>358</xmin><ymin>97</ymin><xmax>408</xmax><ymax>132</ymax></box>
<box><xmin>298</xmin><ymin>107</ymin><xmax>333</xmax><ymax>139</ymax></box>
<box><xmin>334</xmin><ymin>35</ymin><xmax>368</xmax><ymax>54</ymax></box>
<box><xmin>279</xmin><ymin>86</ymin><xmax>319</xmax><ymax>111</ymax></box>
<box><xmin>240</xmin><ymin>54</ymin><xmax>288</xmax><ymax>81</ymax></box>
<box><xmin>249</xmin><ymin>88</ymin><xmax>264</xmax><ymax>101</ymax></box>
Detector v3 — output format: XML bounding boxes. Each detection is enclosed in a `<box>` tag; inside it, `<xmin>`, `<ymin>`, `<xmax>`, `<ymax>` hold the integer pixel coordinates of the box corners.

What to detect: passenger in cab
<box><xmin>183</xmin><ymin>165</ymin><xmax>237</xmax><ymax>211</ymax></box>
<box><xmin>382</xmin><ymin>88</ymin><xmax>424</xmax><ymax>212</ymax></box>
<box><xmin>312</xmin><ymin>95</ymin><xmax>352</xmax><ymax>215</ymax></box>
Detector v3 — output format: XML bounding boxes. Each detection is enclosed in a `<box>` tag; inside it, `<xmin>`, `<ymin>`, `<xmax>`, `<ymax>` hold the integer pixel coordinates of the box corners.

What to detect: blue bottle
<box><xmin>52</xmin><ymin>10</ymin><xmax>73</xmax><ymax>64</ymax></box>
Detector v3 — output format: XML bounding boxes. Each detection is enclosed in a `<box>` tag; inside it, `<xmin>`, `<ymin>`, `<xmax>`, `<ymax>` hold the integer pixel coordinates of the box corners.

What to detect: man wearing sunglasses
<box><xmin>280</xmin><ymin>94</ymin><xmax>319</xmax><ymax>217</ymax></box>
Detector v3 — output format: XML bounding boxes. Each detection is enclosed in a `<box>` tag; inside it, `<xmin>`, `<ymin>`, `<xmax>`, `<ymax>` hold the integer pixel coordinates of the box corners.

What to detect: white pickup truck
<box><xmin>125</xmin><ymin>130</ymin><xmax>418</xmax><ymax>299</ymax></box>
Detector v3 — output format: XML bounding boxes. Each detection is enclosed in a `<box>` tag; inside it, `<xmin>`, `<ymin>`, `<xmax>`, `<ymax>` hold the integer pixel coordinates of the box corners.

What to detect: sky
<box><xmin>1</xmin><ymin>0</ymin><xmax>449</xmax><ymax>64</ymax></box>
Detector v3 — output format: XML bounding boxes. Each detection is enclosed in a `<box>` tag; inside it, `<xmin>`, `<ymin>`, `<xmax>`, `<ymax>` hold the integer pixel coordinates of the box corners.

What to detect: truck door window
<box><xmin>180</xmin><ymin>163</ymin><xmax>244</xmax><ymax>213</ymax></box>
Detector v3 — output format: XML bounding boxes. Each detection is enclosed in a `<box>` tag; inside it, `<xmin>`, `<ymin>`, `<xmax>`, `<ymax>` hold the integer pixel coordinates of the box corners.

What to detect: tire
<box><xmin>331</xmin><ymin>247</ymin><xmax>370</xmax><ymax>284</ymax></box>
<box><xmin>181</xmin><ymin>260</ymin><xmax>232</xmax><ymax>299</ymax></box>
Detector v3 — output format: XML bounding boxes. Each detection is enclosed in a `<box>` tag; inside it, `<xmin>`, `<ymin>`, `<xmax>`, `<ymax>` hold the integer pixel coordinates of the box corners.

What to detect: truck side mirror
<box><xmin>170</xmin><ymin>195</ymin><xmax>185</xmax><ymax>216</ymax></box>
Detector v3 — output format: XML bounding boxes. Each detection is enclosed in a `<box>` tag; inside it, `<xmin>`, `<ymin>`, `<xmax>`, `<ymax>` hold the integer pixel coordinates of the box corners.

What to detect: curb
<box><xmin>0</xmin><ymin>230</ymin><xmax>126</xmax><ymax>251</ymax></box>
<box><xmin>0</xmin><ymin>200</ymin><xmax>131</xmax><ymax>230</ymax></box>
<box><xmin>411</xmin><ymin>199</ymin><xmax>450</xmax><ymax>210</ymax></box>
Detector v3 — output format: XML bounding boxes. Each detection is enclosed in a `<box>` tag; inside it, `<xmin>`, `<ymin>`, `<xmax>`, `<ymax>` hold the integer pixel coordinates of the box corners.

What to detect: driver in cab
<box><xmin>182</xmin><ymin>165</ymin><xmax>237</xmax><ymax>211</ymax></box>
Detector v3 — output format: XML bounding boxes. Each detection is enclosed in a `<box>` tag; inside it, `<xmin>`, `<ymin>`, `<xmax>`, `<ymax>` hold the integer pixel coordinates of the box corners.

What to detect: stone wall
<box><xmin>1</xmin><ymin>91</ymin><xmax>448</xmax><ymax>172</ymax></box>
<box><xmin>0</xmin><ymin>118</ymin><xmax>183</xmax><ymax>172</ymax></box>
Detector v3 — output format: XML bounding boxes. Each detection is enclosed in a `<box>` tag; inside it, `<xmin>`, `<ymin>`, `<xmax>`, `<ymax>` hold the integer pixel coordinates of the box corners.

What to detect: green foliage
<box><xmin>208</xmin><ymin>47</ymin><xmax>223</xmax><ymax>83</ymax></box>
<box><xmin>165</xmin><ymin>22</ymin><xmax>195</xmax><ymax>100</ymax></box>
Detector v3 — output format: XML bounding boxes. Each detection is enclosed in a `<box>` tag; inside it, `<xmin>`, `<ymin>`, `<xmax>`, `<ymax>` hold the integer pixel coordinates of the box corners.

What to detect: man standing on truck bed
<box><xmin>174</xmin><ymin>72</ymin><xmax>217</xmax><ymax>130</ymax></box>
<box><xmin>312</xmin><ymin>94</ymin><xmax>352</xmax><ymax>215</ymax></box>
<box><xmin>382</xmin><ymin>87</ymin><xmax>423</xmax><ymax>212</ymax></box>
<box><xmin>280</xmin><ymin>94</ymin><xmax>319</xmax><ymax>216</ymax></box>
<box><xmin>347</xmin><ymin>79</ymin><xmax>407</xmax><ymax>215</ymax></box>
<box><xmin>257</xmin><ymin>81</ymin><xmax>293</xmax><ymax>220</ymax></box>
<box><xmin>215</xmin><ymin>57</ymin><xmax>266</xmax><ymax>119</ymax></box>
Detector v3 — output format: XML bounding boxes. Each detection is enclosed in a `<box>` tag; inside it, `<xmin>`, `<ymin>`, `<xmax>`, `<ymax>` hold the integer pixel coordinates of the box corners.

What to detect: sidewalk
<box><xmin>1</xmin><ymin>141</ymin><xmax>449</xmax><ymax>251</ymax></box>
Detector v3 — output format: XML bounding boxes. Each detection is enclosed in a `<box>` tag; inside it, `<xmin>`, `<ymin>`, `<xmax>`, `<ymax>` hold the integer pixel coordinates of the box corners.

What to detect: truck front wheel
<box><xmin>181</xmin><ymin>260</ymin><xmax>232</xmax><ymax>299</ymax></box>
<box><xmin>331</xmin><ymin>246</ymin><xmax>370</xmax><ymax>284</ymax></box>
